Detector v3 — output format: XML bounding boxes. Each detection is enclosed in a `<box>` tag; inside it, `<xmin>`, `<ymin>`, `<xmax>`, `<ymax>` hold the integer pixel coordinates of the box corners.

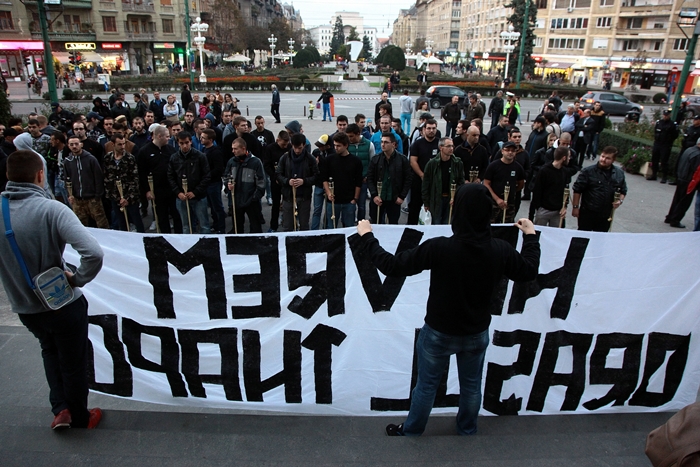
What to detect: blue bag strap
<box><xmin>2</xmin><ymin>196</ymin><xmax>36</xmax><ymax>290</ymax></box>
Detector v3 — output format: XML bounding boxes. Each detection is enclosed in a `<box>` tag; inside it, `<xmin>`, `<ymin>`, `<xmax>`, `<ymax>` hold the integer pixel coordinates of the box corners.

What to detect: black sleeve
<box><xmin>400</xmin><ymin>157</ymin><xmax>413</xmax><ymax>199</ymax></box>
<box><xmin>499</xmin><ymin>234</ymin><xmax>541</xmax><ymax>282</ymax></box>
<box><xmin>361</xmin><ymin>233</ymin><xmax>433</xmax><ymax>277</ymax></box>
<box><xmin>304</xmin><ymin>156</ymin><xmax>318</xmax><ymax>187</ymax></box>
<box><xmin>354</xmin><ymin>158</ymin><xmax>363</xmax><ymax>188</ymax></box>
<box><xmin>366</xmin><ymin>156</ymin><xmax>378</xmax><ymax>197</ymax></box>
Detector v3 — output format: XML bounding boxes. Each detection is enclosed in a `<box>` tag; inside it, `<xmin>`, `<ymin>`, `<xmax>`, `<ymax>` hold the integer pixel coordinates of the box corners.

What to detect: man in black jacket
<box><xmin>486</xmin><ymin>115</ymin><xmax>509</xmax><ymax>156</ymax></box>
<box><xmin>523</xmin><ymin>116</ymin><xmax>548</xmax><ymax>200</ymax></box>
<box><xmin>148</xmin><ymin>91</ymin><xmax>166</xmax><ymax>122</ymax></box>
<box><xmin>357</xmin><ymin>184</ymin><xmax>540</xmax><ymax>436</ymax></box>
<box><xmin>665</xmin><ymin>140</ymin><xmax>700</xmax><ymax>228</ymax></box>
<box><xmin>454</xmin><ymin>125</ymin><xmax>490</xmax><ymax>182</ymax></box>
<box><xmin>650</xmin><ymin>110</ymin><xmax>680</xmax><ymax>183</ymax></box>
<box><xmin>167</xmin><ymin>131</ymin><xmax>211</xmax><ymax>234</ymax></box>
<box><xmin>138</xmin><ymin>125</ymin><xmax>181</xmax><ymax>233</ymax></box>
<box><xmin>531</xmin><ymin>146</ymin><xmax>573</xmax><ymax>227</ymax></box>
<box><xmin>275</xmin><ymin>133</ymin><xmax>319</xmax><ymax>231</ymax></box>
<box><xmin>574</xmin><ymin>109</ymin><xmax>596</xmax><ymax>166</ymax></box>
<box><xmin>572</xmin><ymin>146</ymin><xmax>627</xmax><ymax>232</ymax></box>
<box><xmin>225</xmin><ymin>138</ymin><xmax>266</xmax><ymax>233</ymax></box>
<box><xmin>487</xmin><ymin>91</ymin><xmax>504</xmax><ymax>129</ymax></box>
<box><xmin>201</xmin><ymin>129</ymin><xmax>226</xmax><ymax>233</ymax></box>
<box><xmin>263</xmin><ymin>131</ymin><xmax>291</xmax><ymax>232</ymax></box>
<box><xmin>366</xmin><ymin>132</ymin><xmax>412</xmax><ymax>224</ymax></box>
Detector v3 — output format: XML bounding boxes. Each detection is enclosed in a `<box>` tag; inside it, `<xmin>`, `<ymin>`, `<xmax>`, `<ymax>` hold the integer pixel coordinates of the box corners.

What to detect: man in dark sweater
<box><xmin>201</xmin><ymin>129</ymin><xmax>226</xmax><ymax>234</ymax></box>
<box><xmin>275</xmin><ymin>133</ymin><xmax>319</xmax><ymax>231</ymax></box>
<box><xmin>138</xmin><ymin>125</ymin><xmax>181</xmax><ymax>233</ymax></box>
<box><xmin>322</xmin><ymin>132</ymin><xmax>363</xmax><ymax>228</ymax></box>
<box><xmin>484</xmin><ymin>141</ymin><xmax>526</xmax><ymax>223</ymax></box>
<box><xmin>454</xmin><ymin>125</ymin><xmax>490</xmax><ymax>182</ymax></box>
<box><xmin>225</xmin><ymin>138</ymin><xmax>266</xmax><ymax>233</ymax></box>
<box><xmin>531</xmin><ymin>146</ymin><xmax>573</xmax><ymax>227</ymax></box>
<box><xmin>63</xmin><ymin>135</ymin><xmax>109</xmax><ymax>228</ymax></box>
<box><xmin>357</xmin><ymin>183</ymin><xmax>540</xmax><ymax>436</ymax></box>
<box><xmin>263</xmin><ymin>131</ymin><xmax>291</xmax><ymax>232</ymax></box>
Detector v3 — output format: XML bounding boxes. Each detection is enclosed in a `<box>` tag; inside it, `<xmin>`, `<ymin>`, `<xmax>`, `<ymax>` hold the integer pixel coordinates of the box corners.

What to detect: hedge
<box><xmin>599</xmin><ymin>129</ymin><xmax>681</xmax><ymax>177</ymax></box>
<box><xmin>80</xmin><ymin>77</ymin><xmax>342</xmax><ymax>93</ymax></box>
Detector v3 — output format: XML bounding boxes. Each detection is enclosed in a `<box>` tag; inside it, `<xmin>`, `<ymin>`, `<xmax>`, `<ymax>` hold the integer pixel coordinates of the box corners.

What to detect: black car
<box><xmin>580</xmin><ymin>91</ymin><xmax>643</xmax><ymax>116</ymax></box>
<box><xmin>425</xmin><ymin>85</ymin><xmax>467</xmax><ymax>109</ymax></box>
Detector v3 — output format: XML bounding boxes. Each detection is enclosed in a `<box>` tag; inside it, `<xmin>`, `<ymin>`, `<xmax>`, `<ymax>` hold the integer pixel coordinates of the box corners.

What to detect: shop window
<box><xmin>103</xmin><ymin>16</ymin><xmax>117</xmax><ymax>32</ymax></box>
<box><xmin>162</xmin><ymin>19</ymin><xmax>173</xmax><ymax>33</ymax></box>
<box><xmin>0</xmin><ymin>11</ymin><xmax>14</xmax><ymax>30</ymax></box>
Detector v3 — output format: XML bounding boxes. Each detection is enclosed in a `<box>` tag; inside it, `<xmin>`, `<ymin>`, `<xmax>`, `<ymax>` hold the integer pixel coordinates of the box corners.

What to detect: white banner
<box><xmin>67</xmin><ymin>227</ymin><xmax>700</xmax><ymax>416</ymax></box>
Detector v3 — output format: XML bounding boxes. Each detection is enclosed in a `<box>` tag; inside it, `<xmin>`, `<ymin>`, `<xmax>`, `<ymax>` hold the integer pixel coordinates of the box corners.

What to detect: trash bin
<box><xmin>626</xmin><ymin>110</ymin><xmax>641</xmax><ymax>123</ymax></box>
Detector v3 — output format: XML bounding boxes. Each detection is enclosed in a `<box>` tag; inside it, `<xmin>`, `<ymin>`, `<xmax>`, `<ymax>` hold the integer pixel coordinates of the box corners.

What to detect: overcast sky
<box><xmin>290</xmin><ymin>1</ymin><xmax>415</xmax><ymax>37</ymax></box>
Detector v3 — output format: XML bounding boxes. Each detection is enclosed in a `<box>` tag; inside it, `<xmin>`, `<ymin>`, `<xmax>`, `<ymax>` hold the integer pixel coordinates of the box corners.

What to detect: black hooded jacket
<box><xmin>359</xmin><ymin>184</ymin><xmax>540</xmax><ymax>335</ymax></box>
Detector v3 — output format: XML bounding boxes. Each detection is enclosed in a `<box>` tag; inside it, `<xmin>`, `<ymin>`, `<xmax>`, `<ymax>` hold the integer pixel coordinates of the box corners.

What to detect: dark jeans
<box><xmin>153</xmin><ymin>194</ymin><xmax>182</xmax><ymax>234</ymax></box>
<box><xmin>578</xmin><ymin>207</ymin><xmax>611</xmax><ymax>232</ymax></box>
<box><xmin>357</xmin><ymin>181</ymin><xmax>369</xmax><ymax>222</ymax></box>
<box><xmin>666</xmin><ymin>182</ymin><xmax>694</xmax><ymax>225</ymax></box>
<box><xmin>282</xmin><ymin>198</ymin><xmax>311</xmax><ymax>231</ymax></box>
<box><xmin>271</xmin><ymin>104</ymin><xmax>281</xmax><ymax>123</ymax></box>
<box><xmin>651</xmin><ymin>143</ymin><xmax>673</xmax><ymax>178</ymax></box>
<box><xmin>19</xmin><ymin>296</ymin><xmax>91</xmax><ymax>427</ymax></box>
<box><xmin>111</xmin><ymin>200</ymin><xmax>145</xmax><ymax>232</ymax></box>
<box><xmin>325</xmin><ymin>202</ymin><xmax>356</xmax><ymax>228</ymax></box>
<box><xmin>269</xmin><ymin>182</ymin><xmax>282</xmax><ymax>231</ymax></box>
<box><xmin>408</xmin><ymin>181</ymin><xmax>424</xmax><ymax>225</ymax></box>
<box><xmin>234</xmin><ymin>202</ymin><xmax>263</xmax><ymax>233</ymax></box>
<box><xmin>206</xmin><ymin>182</ymin><xmax>227</xmax><ymax>234</ymax></box>
<box><xmin>445</xmin><ymin>121</ymin><xmax>457</xmax><ymax>139</ymax></box>
<box><xmin>369</xmin><ymin>199</ymin><xmax>401</xmax><ymax>224</ymax></box>
<box><xmin>402</xmin><ymin>325</ymin><xmax>489</xmax><ymax>436</ymax></box>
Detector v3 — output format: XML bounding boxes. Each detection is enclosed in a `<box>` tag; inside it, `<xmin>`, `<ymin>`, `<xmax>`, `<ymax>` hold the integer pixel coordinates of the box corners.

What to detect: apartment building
<box><xmin>392</xmin><ymin>0</ymin><xmax>700</xmax><ymax>91</ymax></box>
<box><xmin>0</xmin><ymin>0</ymin><xmax>288</xmax><ymax>78</ymax></box>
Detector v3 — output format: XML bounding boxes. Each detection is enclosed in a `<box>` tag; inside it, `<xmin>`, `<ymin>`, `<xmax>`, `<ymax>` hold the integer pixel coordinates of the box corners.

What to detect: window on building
<box><xmin>600</xmin><ymin>0</ymin><xmax>614</xmax><ymax>5</ymax></box>
<box><xmin>652</xmin><ymin>40</ymin><xmax>663</xmax><ymax>51</ymax></box>
<box><xmin>535</xmin><ymin>37</ymin><xmax>544</xmax><ymax>47</ymax></box>
<box><xmin>536</xmin><ymin>0</ymin><xmax>547</xmax><ymax>8</ymax></box>
<box><xmin>596</xmin><ymin>17</ymin><xmax>612</xmax><ymax>27</ymax></box>
<box><xmin>0</xmin><ymin>11</ymin><xmax>14</xmax><ymax>30</ymax></box>
<box><xmin>161</xmin><ymin>0</ymin><xmax>172</xmax><ymax>5</ymax></box>
<box><xmin>451</xmin><ymin>30</ymin><xmax>460</xmax><ymax>39</ymax></box>
<box><xmin>622</xmin><ymin>39</ymin><xmax>639</xmax><ymax>50</ymax></box>
<box><xmin>592</xmin><ymin>38</ymin><xmax>608</xmax><ymax>48</ymax></box>
<box><xmin>162</xmin><ymin>19</ymin><xmax>173</xmax><ymax>33</ymax></box>
<box><xmin>103</xmin><ymin>16</ymin><xmax>117</xmax><ymax>32</ymax></box>
<box><xmin>653</xmin><ymin>22</ymin><xmax>665</xmax><ymax>29</ymax></box>
<box><xmin>626</xmin><ymin>17</ymin><xmax>642</xmax><ymax>28</ymax></box>
<box><xmin>452</xmin><ymin>9</ymin><xmax>461</xmax><ymax>17</ymax></box>
<box><xmin>548</xmin><ymin>37</ymin><xmax>586</xmax><ymax>49</ymax></box>
<box><xmin>674</xmin><ymin>38</ymin><xmax>689</xmax><ymax>50</ymax></box>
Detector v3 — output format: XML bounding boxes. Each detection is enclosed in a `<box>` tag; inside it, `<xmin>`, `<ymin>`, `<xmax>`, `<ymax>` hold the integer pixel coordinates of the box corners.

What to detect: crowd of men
<box><xmin>0</xmin><ymin>87</ymin><xmax>640</xmax><ymax>233</ymax></box>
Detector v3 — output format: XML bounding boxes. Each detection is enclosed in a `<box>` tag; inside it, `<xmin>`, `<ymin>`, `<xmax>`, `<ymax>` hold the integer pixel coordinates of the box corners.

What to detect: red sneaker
<box><xmin>87</xmin><ymin>408</ymin><xmax>102</xmax><ymax>429</ymax></box>
<box><xmin>51</xmin><ymin>409</ymin><xmax>72</xmax><ymax>430</ymax></box>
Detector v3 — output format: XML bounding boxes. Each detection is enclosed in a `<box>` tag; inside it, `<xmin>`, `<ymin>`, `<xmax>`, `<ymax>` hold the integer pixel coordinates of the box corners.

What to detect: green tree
<box><xmin>269</xmin><ymin>17</ymin><xmax>292</xmax><ymax>46</ymax></box>
<box><xmin>242</xmin><ymin>25</ymin><xmax>271</xmax><ymax>57</ymax></box>
<box><xmin>293</xmin><ymin>48</ymin><xmax>314</xmax><ymax>68</ymax></box>
<box><xmin>305</xmin><ymin>45</ymin><xmax>322</xmax><ymax>63</ymax></box>
<box><xmin>209</xmin><ymin>0</ymin><xmax>243</xmax><ymax>56</ymax></box>
<box><xmin>336</xmin><ymin>44</ymin><xmax>348</xmax><ymax>61</ymax></box>
<box><xmin>375</xmin><ymin>44</ymin><xmax>393</xmax><ymax>65</ymax></box>
<box><xmin>384</xmin><ymin>46</ymin><xmax>406</xmax><ymax>71</ymax></box>
<box><xmin>329</xmin><ymin>16</ymin><xmax>345</xmax><ymax>58</ymax></box>
<box><xmin>361</xmin><ymin>35</ymin><xmax>373</xmax><ymax>60</ymax></box>
<box><xmin>348</xmin><ymin>26</ymin><xmax>360</xmax><ymax>42</ymax></box>
<box><xmin>412</xmin><ymin>37</ymin><xmax>426</xmax><ymax>53</ymax></box>
<box><xmin>504</xmin><ymin>0</ymin><xmax>537</xmax><ymax>79</ymax></box>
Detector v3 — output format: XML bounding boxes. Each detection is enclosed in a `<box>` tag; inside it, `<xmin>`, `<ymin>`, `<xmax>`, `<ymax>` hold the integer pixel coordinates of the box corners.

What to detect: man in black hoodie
<box><xmin>263</xmin><ymin>131</ymin><xmax>291</xmax><ymax>232</ymax></box>
<box><xmin>356</xmin><ymin>184</ymin><xmax>540</xmax><ymax>436</ymax></box>
<box><xmin>276</xmin><ymin>133</ymin><xmax>319</xmax><ymax>231</ymax></box>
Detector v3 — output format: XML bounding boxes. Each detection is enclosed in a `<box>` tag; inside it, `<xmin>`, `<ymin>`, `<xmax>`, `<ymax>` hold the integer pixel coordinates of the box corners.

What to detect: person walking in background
<box><xmin>399</xmin><ymin>90</ymin><xmax>414</xmax><ymax>135</ymax></box>
<box><xmin>271</xmin><ymin>84</ymin><xmax>281</xmax><ymax>124</ymax></box>
<box><xmin>317</xmin><ymin>88</ymin><xmax>334</xmax><ymax>122</ymax></box>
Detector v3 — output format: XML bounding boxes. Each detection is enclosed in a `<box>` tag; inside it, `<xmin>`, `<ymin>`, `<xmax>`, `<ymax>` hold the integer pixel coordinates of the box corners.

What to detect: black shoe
<box><xmin>664</xmin><ymin>217</ymin><xmax>671</xmax><ymax>224</ymax></box>
<box><xmin>386</xmin><ymin>423</ymin><xmax>405</xmax><ymax>436</ymax></box>
<box><xmin>521</xmin><ymin>195</ymin><xmax>531</xmax><ymax>201</ymax></box>
<box><xmin>660</xmin><ymin>179</ymin><xmax>667</xmax><ymax>184</ymax></box>
<box><xmin>670</xmin><ymin>222</ymin><xmax>686</xmax><ymax>228</ymax></box>
<box><xmin>669</xmin><ymin>180</ymin><xmax>677</xmax><ymax>186</ymax></box>
<box><xmin>647</xmin><ymin>176</ymin><xmax>657</xmax><ymax>181</ymax></box>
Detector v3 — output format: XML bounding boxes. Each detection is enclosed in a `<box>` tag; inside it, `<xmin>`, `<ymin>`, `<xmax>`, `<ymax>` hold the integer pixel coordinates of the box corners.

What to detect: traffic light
<box><xmin>68</xmin><ymin>51</ymin><xmax>75</xmax><ymax>65</ymax></box>
<box><xmin>24</xmin><ymin>56</ymin><xmax>31</xmax><ymax>66</ymax></box>
<box><xmin>75</xmin><ymin>53</ymin><xmax>82</xmax><ymax>65</ymax></box>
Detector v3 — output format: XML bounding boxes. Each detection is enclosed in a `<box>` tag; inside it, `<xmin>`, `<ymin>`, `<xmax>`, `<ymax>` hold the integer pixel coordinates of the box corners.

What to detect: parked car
<box><xmin>425</xmin><ymin>85</ymin><xmax>467</xmax><ymax>109</ymax></box>
<box><xmin>580</xmin><ymin>91</ymin><xmax>643</xmax><ymax>116</ymax></box>
<box><xmin>681</xmin><ymin>95</ymin><xmax>700</xmax><ymax>118</ymax></box>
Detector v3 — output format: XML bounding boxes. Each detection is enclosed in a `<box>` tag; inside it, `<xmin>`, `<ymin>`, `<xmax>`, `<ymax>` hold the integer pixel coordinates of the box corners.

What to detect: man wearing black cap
<box><xmin>484</xmin><ymin>141</ymin><xmax>526</xmax><ymax>223</ymax></box>
<box><xmin>650</xmin><ymin>110</ymin><xmax>680</xmax><ymax>183</ymax></box>
<box><xmin>49</xmin><ymin>102</ymin><xmax>74</xmax><ymax>128</ymax></box>
<box><xmin>356</xmin><ymin>184</ymin><xmax>540</xmax><ymax>437</ymax></box>
<box><xmin>523</xmin><ymin>116</ymin><xmax>548</xmax><ymax>200</ymax></box>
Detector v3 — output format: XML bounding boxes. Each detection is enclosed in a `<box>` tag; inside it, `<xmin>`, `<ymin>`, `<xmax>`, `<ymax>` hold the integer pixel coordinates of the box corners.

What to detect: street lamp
<box><xmin>268</xmin><ymin>34</ymin><xmax>277</xmax><ymax>69</ymax></box>
<box><xmin>301</xmin><ymin>41</ymin><xmax>307</xmax><ymax>49</ymax></box>
<box><xmin>191</xmin><ymin>17</ymin><xmax>209</xmax><ymax>84</ymax></box>
<box><xmin>288</xmin><ymin>38</ymin><xmax>295</xmax><ymax>66</ymax></box>
<box><xmin>671</xmin><ymin>7</ymin><xmax>700</xmax><ymax>121</ymax></box>
<box><xmin>500</xmin><ymin>25</ymin><xmax>520</xmax><ymax>88</ymax></box>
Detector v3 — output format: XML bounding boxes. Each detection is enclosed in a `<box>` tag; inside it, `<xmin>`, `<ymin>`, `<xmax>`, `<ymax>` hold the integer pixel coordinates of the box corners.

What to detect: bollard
<box><xmin>303</xmin><ymin>105</ymin><xmax>306</xmax><ymax>117</ymax></box>
<box><xmin>527</xmin><ymin>111</ymin><xmax>530</xmax><ymax>122</ymax></box>
<box><xmin>246</xmin><ymin>105</ymin><xmax>249</xmax><ymax>116</ymax></box>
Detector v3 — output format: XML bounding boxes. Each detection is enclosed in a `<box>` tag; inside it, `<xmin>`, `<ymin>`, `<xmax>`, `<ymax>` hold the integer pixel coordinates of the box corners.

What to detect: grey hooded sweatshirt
<box><xmin>0</xmin><ymin>182</ymin><xmax>104</xmax><ymax>314</ymax></box>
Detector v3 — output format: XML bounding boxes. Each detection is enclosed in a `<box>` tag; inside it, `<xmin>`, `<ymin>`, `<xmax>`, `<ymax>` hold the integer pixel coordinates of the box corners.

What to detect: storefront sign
<box><xmin>0</xmin><ymin>41</ymin><xmax>44</xmax><ymax>51</ymax></box>
<box><xmin>154</xmin><ymin>43</ymin><xmax>175</xmax><ymax>49</ymax></box>
<box><xmin>66</xmin><ymin>43</ymin><xmax>96</xmax><ymax>51</ymax></box>
<box><xmin>102</xmin><ymin>43</ymin><xmax>123</xmax><ymax>50</ymax></box>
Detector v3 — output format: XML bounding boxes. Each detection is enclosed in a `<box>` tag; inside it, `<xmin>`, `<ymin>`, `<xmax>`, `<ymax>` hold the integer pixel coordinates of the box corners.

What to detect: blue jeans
<box><xmin>695</xmin><ymin>191</ymin><xmax>700</xmax><ymax>231</ymax></box>
<box><xmin>592</xmin><ymin>132</ymin><xmax>601</xmax><ymax>158</ymax></box>
<box><xmin>206</xmin><ymin>182</ymin><xmax>227</xmax><ymax>234</ymax></box>
<box><xmin>323</xmin><ymin>103</ymin><xmax>331</xmax><ymax>121</ymax></box>
<box><xmin>401</xmin><ymin>112</ymin><xmax>412</xmax><ymax>135</ymax></box>
<box><xmin>176</xmin><ymin>197</ymin><xmax>210</xmax><ymax>234</ymax></box>
<box><xmin>325</xmin><ymin>202</ymin><xmax>356</xmax><ymax>228</ymax></box>
<box><xmin>403</xmin><ymin>325</ymin><xmax>489</xmax><ymax>436</ymax></box>
<box><xmin>311</xmin><ymin>186</ymin><xmax>325</xmax><ymax>230</ymax></box>
<box><xmin>111</xmin><ymin>200</ymin><xmax>145</xmax><ymax>232</ymax></box>
<box><xmin>357</xmin><ymin>181</ymin><xmax>368</xmax><ymax>222</ymax></box>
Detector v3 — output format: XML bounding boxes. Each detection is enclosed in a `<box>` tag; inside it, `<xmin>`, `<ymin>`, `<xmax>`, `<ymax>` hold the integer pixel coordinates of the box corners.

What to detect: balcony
<box><xmin>24</xmin><ymin>0</ymin><xmax>92</xmax><ymax>8</ymax></box>
<box><xmin>122</xmin><ymin>2</ymin><xmax>155</xmax><ymax>13</ymax></box>
<box><xmin>125</xmin><ymin>31</ymin><xmax>156</xmax><ymax>40</ymax></box>
<box><xmin>99</xmin><ymin>1</ymin><xmax>118</xmax><ymax>10</ymax></box>
<box><xmin>31</xmin><ymin>31</ymin><xmax>97</xmax><ymax>41</ymax></box>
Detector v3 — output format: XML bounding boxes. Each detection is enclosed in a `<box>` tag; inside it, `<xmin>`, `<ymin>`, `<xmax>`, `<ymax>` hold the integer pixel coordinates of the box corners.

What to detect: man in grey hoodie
<box><xmin>0</xmin><ymin>150</ymin><xmax>104</xmax><ymax>430</ymax></box>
